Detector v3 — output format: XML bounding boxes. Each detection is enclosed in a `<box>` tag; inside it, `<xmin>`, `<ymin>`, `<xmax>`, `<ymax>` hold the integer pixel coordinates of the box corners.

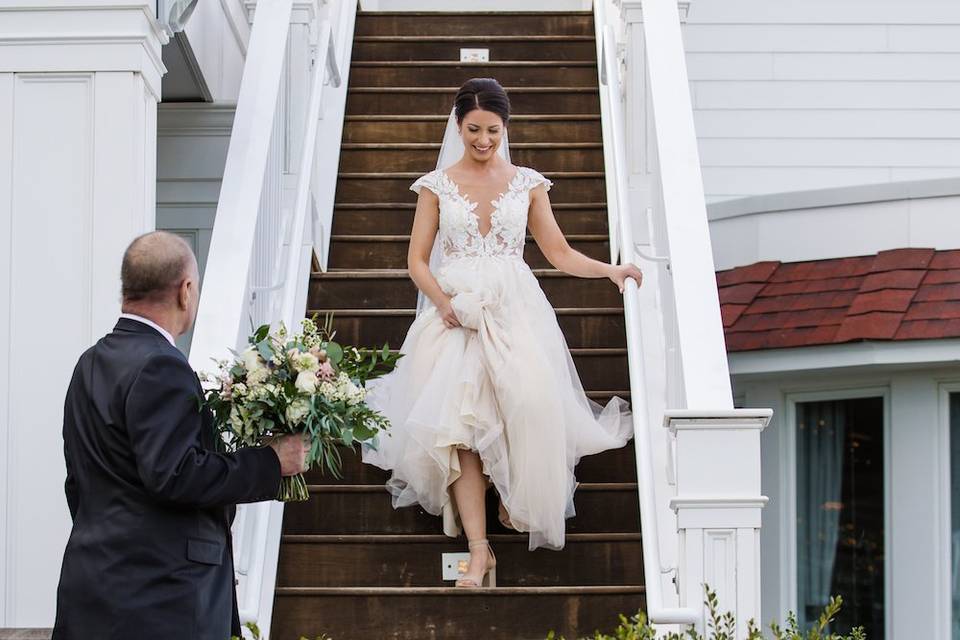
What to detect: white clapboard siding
<box><xmin>683</xmin><ymin>3</ymin><xmax>960</xmax><ymax>201</ymax></box>
<box><xmin>694</xmin><ymin>110</ymin><xmax>960</xmax><ymax>139</ymax></box>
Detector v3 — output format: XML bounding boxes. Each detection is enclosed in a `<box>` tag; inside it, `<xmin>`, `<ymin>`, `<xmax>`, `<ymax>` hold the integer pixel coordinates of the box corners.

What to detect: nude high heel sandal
<box><xmin>455</xmin><ymin>539</ymin><xmax>497</xmax><ymax>588</ymax></box>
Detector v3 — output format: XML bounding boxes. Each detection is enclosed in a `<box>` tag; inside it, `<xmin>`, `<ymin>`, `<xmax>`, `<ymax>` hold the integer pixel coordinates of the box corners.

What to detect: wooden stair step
<box><xmin>331</xmin><ymin>203</ymin><xmax>610</xmax><ymax>235</ymax></box>
<box><xmin>309</xmin><ymin>268</ymin><xmax>624</xmax><ymax>309</ymax></box>
<box><xmin>352</xmin><ymin>35</ymin><xmax>597</xmax><ymax>62</ymax></box>
<box><xmin>346</xmin><ymin>86</ymin><xmax>600</xmax><ymax>115</ymax></box>
<box><xmin>354</xmin><ymin>11</ymin><xmax>595</xmax><ymax>37</ymax></box>
<box><xmin>338</xmin><ymin>142</ymin><xmax>603</xmax><ymax>172</ymax></box>
<box><xmin>328</xmin><ymin>233</ymin><xmax>609</xmax><ymax>269</ymax></box>
<box><xmin>312</xmin><ymin>306</ymin><xmax>626</xmax><ymax>348</ymax></box>
<box><xmin>283</xmin><ymin>483</ymin><xmax>640</xmax><ymax>536</ymax></box>
<box><xmin>349</xmin><ymin>61</ymin><xmax>598</xmax><ymax>89</ymax></box>
<box><xmin>276</xmin><ymin>532</ymin><xmax>643</xmax><ymax>588</ymax></box>
<box><xmin>335</xmin><ymin>171</ymin><xmax>607</xmax><ymax>203</ymax></box>
<box><xmin>343</xmin><ymin>115</ymin><xmax>602</xmax><ymax>144</ymax></box>
<box><xmin>272</xmin><ymin>585</ymin><xmax>644</xmax><ymax>640</ymax></box>
<box><xmin>305</xmin><ymin>442</ymin><xmax>636</xmax><ymax>487</ymax></box>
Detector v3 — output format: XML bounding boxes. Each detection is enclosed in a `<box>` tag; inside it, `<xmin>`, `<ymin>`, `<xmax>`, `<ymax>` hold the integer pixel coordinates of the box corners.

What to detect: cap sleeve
<box><xmin>522</xmin><ymin>167</ymin><xmax>553</xmax><ymax>193</ymax></box>
<box><xmin>411</xmin><ymin>169</ymin><xmax>441</xmax><ymax>196</ymax></box>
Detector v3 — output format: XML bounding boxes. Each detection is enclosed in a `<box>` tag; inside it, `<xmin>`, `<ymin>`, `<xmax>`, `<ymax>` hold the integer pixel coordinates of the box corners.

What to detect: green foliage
<box><xmin>202</xmin><ymin>313</ymin><xmax>402</xmax><ymax>501</ymax></box>
<box><xmin>546</xmin><ymin>586</ymin><xmax>865</xmax><ymax>640</ymax></box>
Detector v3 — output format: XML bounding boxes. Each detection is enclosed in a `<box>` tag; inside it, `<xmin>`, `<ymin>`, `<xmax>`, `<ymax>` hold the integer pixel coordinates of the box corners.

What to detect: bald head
<box><xmin>121</xmin><ymin>231</ymin><xmax>196</xmax><ymax>305</ymax></box>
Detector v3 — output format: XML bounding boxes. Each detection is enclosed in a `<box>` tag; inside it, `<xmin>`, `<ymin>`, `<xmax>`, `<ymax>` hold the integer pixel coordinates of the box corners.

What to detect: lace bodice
<box><xmin>411</xmin><ymin>166</ymin><xmax>553</xmax><ymax>261</ymax></box>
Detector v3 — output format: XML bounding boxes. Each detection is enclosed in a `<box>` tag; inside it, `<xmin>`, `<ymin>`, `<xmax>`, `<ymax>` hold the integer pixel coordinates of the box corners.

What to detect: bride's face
<box><xmin>459</xmin><ymin>109</ymin><xmax>505</xmax><ymax>163</ymax></box>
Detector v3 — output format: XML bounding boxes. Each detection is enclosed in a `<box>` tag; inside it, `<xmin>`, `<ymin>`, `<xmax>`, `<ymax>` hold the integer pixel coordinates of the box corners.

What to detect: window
<box><xmin>796</xmin><ymin>396</ymin><xmax>885</xmax><ymax>637</ymax></box>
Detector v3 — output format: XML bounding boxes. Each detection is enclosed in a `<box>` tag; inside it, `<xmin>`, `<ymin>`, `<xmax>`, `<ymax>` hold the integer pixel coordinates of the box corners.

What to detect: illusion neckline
<box><xmin>439</xmin><ymin>167</ymin><xmax>523</xmax><ymax>239</ymax></box>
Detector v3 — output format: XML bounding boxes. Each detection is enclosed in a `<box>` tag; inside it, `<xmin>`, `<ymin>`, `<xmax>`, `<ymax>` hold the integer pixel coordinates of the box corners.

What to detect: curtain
<box><xmin>950</xmin><ymin>393</ymin><xmax>960</xmax><ymax>639</ymax></box>
<box><xmin>797</xmin><ymin>400</ymin><xmax>847</xmax><ymax>623</ymax></box>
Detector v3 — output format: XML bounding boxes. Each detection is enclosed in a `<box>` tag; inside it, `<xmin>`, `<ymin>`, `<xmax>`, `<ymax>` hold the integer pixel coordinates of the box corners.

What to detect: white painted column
<box><xmin>0</xmin><ymin>3</ymin><xmax>166</xmax><ymax>626</ymax></box>
<box><xmin>667</xmin><ymin>410</ymin><xmax>771</xmax><ymax>635</ymax></box>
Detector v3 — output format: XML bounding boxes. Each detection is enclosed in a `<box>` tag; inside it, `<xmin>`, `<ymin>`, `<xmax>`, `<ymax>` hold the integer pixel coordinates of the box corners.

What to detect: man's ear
<box><xmin>178</xmin><ymin>278</ymin><xmax>192</xmax><ymax>311</ymax></box>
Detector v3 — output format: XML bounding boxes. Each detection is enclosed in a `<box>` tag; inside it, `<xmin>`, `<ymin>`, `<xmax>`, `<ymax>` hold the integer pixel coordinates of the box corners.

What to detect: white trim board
<box><xmin>728</xmin><ymin>338</ymin><xmax>960</xmax><ymax>377</ymax></box>
<box><xmin>708</xmin><ymin>176</ymin><xmax>960</xmax><ymax>222</ymax></box>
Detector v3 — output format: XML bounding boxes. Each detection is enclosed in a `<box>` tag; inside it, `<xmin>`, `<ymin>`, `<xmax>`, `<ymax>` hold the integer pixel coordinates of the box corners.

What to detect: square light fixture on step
<box><xmin>460</xmin><ymin>48</ymin><xmax>490</xmax><ymax>62</ymax></box>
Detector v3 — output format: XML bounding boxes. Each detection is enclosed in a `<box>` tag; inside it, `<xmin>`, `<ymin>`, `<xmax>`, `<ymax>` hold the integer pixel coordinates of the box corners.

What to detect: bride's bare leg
<box><xmin>451</xmin><ymin>449</ymin><xmax>493</xmax><ymax>583</ymax></box>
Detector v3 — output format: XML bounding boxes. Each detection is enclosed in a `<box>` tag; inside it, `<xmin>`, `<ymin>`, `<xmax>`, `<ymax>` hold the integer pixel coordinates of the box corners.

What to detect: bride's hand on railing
<box><xmin>608</xmin><ymin>263</ymin><xmax>644</xmax><ymax>293</ymax></box>
<box><xmin>437</xmin><ymin>296</ymin><xmax>462</xmax><ymax>329</ymax></box>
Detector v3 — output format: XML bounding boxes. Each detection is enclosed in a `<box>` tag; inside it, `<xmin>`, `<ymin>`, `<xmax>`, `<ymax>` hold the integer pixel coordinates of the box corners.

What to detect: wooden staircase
<box><xmin>271</xmin><ymin>11</ymin><xmax>645</xmax><ymax>639</ymax></box>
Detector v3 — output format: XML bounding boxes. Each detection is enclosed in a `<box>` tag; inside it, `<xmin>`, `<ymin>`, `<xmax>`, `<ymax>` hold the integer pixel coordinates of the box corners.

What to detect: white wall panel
<box><xmin>0</xmin><ymin>72</ymin><xmax>13</xmax><ymax>626</ymax></box>
<box><xmin>7</xmin><ymin>73</ymin><xmax>94</xmax><ymax>625</ymax></box>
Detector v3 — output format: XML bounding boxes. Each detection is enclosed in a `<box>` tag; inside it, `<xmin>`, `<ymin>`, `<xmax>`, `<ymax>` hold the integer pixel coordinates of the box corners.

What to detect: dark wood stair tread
<box><xmin>353</xmin><ymin>60</ymin><xmax>596</xmax><ymax>67</ymax></box>
<box><xmin>354</xmin><ymin>35</ymin><xmax>596</xmax><ymax>42</ymax></box>
<box><xmin>333</xmin><ymin>201</ymin><xmax>607</xmax><ymax>208</ymax></box>
<box><xmin>345</xmin><ymin>114</ymin><xmax>601</xmax><ymax>121</ymax></box>
<box><xmin>276</xmin><ymin>585</ymin><xmax>644</xmax><ymax>596</ymax></box>
<box><xmin>307</xmin><ymin>307</ymin><xmax>624</xmax><ymax>315</ymax></box>
<box><xmin>349</xmin><ymin>86</ymin><xmax>599</xmax><ymax>93</ymax></box>
<box><xmin>281</xmin><ymin>533</ymin><xmax>640</xmax><ymax>543</ymax></box>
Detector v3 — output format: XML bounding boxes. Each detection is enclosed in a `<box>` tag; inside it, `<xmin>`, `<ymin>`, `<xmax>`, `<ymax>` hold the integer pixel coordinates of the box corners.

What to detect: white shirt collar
<box><xmin>120</xmin><ymin>313</ymin><xmax>177</xmax><ymax>347</ymax></box>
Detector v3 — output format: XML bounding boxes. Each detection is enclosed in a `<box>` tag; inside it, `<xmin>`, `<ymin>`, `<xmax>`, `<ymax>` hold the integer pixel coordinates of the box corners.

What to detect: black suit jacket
<box><xmin>52</xmin><ymin>318</ymin><xmax>281</xmax><ymax>640</ymax></box>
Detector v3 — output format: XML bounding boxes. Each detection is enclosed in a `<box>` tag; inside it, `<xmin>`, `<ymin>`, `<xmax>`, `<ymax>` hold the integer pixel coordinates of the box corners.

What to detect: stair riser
<box><xmin>346</xmin><ymin>90</ymin><xmax>601</xmax><ymax>115</ymax></box>
<box><xmin>331</xmin><ymin>207</ymin><xmax>610</xmax><ymax>235</ymax></box>
<box><xmin>350</xmin><ymin>64</ymin><xmax>598</xmax><ymax>88</ymax></box>
<box><xmin>276</xmin><ymin>538</ymin><xmax>642</xmax><ymax>588</ymax></box>
<box><xmin>283</xmin><ymin>487</ymin><xmax>640</xmax><ymax>535</ymax></box>
<box><xmin>339</xmin><ymin>146</ymin><xmax>604</xmax><ymax>173</ymax></box>
<box><xmin>353</xmin><ymin>40</ymin><xmax>598</xmax><ymax>62</ymax></box>
<box><xmin>318</xmin><ymin>312</ymin><xmax>626</xmax><ymax>349</ymax></box>
<box><xmin>272</xmin><ymin>591</ymin><xmax>645</xmax><ymax>640</ymax></box>
<box><xmin>335</xmin><ymin>176</ymin><xmax>607</xmax><ymax>202</ymax></box>
<box><xmin>355</xmin><ymin>14</ymin><xmax>595</xmax><ymax>37</ymax></box>
<box><xmin>343</xmin><ymin>119</ymin><xmax>602</xmax><ymax>144</ymax></box>
<box><xmin>308</xmin><ymin>274</ymin><xmax>624</xmax><ymax>309</ymax></box>
<box><xmin>305</xmin><ymin>444</ymin><xmax>636</xmax><ymax>487</ymax></box>
<box><xmin>328</xmin><ymin>238</ymin><xmax>609</xmax><ymax>269</ymax></box>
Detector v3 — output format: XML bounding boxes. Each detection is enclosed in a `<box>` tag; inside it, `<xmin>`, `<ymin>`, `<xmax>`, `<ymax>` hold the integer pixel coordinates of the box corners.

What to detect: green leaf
<box><xmin>324</xmin><ymin>341</ymin><xmax>344</xmax><ymax>364</ymax></box>
<box><xmin>253</xmin><ymin>324</ymin><xmax>270</xmax><ymax>344</ymax></box>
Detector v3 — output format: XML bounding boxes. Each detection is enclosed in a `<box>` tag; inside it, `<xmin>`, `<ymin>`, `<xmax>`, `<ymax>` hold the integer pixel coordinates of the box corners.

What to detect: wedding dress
<box><xmin>360</xmin><ymin>164</ymin><xmax>633</xmax><ymax>551</ymax></box>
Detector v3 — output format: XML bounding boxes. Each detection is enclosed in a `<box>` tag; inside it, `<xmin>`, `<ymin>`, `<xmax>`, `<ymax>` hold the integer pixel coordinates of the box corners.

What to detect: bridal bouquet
<box><xmin>202</xmin><ymin>315</ymin><xmax>401</xmax><ymax>501</ymax></box>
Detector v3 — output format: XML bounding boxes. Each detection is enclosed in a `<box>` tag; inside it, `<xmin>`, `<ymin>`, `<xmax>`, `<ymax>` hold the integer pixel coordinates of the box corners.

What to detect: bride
<box><xmin>361</xmin><ymin>77</ymin><xmax>643</xmax><ymax>588</ymax></box>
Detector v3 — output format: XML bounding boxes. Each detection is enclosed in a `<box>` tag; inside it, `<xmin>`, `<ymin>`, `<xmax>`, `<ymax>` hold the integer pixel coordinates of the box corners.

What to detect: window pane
<box><xmin>796</xmin><ymin>396</ymin><xmax>884</xmax><ymax>637</ymax></box>
<box><xmin>951</xmin><ymin>393</ymin><xmax>960</xmax><ymax>640</ymax></box>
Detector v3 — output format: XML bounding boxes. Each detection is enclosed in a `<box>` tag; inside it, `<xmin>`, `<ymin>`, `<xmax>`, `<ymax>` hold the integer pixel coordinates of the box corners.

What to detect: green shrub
<box><xmin>546</xmin><ymin>586</ymin><xmax>866</xmax><ymax>640</ymax></box>
<box><xmin>231</xmin><ymin>622</ymin><xmax>331</xmax><ymax>640</ymax></box>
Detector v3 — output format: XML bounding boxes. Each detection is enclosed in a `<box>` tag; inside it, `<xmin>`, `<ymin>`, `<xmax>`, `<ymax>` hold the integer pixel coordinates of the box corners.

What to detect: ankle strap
<box><xmin>468</xmin><ymin>539</ymin><xmax>489</xmax><ymax>548</ymax></box>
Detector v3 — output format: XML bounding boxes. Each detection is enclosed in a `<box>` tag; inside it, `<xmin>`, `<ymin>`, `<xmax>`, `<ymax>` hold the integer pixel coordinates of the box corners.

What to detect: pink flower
<box><xmin>318</xmin><ymin>360</ymin><xmax>335</xmax><ymax>381</ymax></box>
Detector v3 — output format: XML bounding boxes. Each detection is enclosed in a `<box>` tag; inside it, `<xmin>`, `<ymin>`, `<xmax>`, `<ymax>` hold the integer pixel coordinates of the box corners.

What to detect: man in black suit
<box><xmin>52</xmin><ymin>231</ymin><xmax>308</xmax><ymax>640</ymax></box>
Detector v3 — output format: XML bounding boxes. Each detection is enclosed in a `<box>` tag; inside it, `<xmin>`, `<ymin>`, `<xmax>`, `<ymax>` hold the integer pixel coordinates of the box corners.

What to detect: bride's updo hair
<box><xmin>454</xmin><ymin>78</ymin><xmax>511</xmax><ymax>126</ymax></box>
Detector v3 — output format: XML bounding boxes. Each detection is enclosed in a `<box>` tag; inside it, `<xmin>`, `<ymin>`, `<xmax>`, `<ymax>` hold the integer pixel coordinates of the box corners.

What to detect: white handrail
<box><xmin>593</xmin><ymin>1</ymin><xmax>698</xmax><ymax>625</ymax></box>
<box><xmin>187</xmin><ymin>1</ymin><xmax>355</xmax><ymax>636</ymax></box>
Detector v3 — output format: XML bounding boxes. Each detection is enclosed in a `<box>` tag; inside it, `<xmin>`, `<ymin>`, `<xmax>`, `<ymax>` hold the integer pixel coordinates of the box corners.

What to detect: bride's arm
<box><xmin>408</xmin><ymin>190</ymin><xmax>462</xmax><ymax>328</ymax></box>
<box><xmin>528</xmin><ymin>186</ymin><xmax>642</xmax><ymax>291</ymax></box>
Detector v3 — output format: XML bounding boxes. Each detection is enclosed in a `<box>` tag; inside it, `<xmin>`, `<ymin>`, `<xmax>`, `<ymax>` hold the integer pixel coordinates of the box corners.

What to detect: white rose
<box><xmin>241</xmin><ymin>347</ymin><xmax>263</xmax><ymax>373</ymax></box>
<box><xmin>292</xmin><ymin>351</ymin><xmax>320</xmax><ymax>373</ymax></box>
<box><xmin>246</xmin><ymin>366</ymin><xmax>269</xmax><ymax>386</ymax></box>
<box><xmin>285</xmin><ymin>398</ymin><xmax>311</xmax><ymax>424</ymax></box>
<box><xmin>295</xmin><ymin>370</ymin><xmax>318</xmax><ymax>394</ymax></box>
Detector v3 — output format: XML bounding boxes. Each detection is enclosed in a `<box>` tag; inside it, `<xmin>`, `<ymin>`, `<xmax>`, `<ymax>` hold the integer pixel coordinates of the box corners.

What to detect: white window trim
<box><xmin>782</xmin><ymin>386</ymin><xmax>892</xmax><ymax>636</ymax></box>
<box><xmin>938</xmin><ymin>381</ymin><xmax>960</xmax><ymax>640</ymax></box>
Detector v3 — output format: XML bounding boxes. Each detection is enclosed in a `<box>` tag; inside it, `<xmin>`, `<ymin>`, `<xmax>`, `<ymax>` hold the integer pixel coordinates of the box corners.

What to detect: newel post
<box><xmin>666</xmin><ymin>409</ymin><xmax>772</xmax><ymax>635</ymax></box>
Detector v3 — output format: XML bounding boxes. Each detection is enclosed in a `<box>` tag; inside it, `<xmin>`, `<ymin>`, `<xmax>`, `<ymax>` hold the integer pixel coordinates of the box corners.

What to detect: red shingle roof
<box><xmin>717</xmin><ymin>248</ymin><xmax>960</xmax><ymax>352</ymax></box>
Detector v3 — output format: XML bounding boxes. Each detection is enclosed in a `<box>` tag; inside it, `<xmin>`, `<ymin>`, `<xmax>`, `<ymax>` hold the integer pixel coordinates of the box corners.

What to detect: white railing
<box><xmin>594</xmin><ymin>0</ymin><xmax>699</xmax><ymax>625</ymax></box>
<box><xmin>187</xmin><ymin>0</ymin><xmax>355</xmax><ymax>635</ymax></box>
<box><xmin>595</xmin><ymin>0</ymin><xmax>759</xmax><ymax>628</ymax></box>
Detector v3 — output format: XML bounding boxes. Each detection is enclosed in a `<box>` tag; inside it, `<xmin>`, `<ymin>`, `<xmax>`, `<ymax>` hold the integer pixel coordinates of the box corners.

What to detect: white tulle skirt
<box><xmin>361</xmin><ymin>255</ymin><xmax>633</xmax><ymax>550</ymax></box>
